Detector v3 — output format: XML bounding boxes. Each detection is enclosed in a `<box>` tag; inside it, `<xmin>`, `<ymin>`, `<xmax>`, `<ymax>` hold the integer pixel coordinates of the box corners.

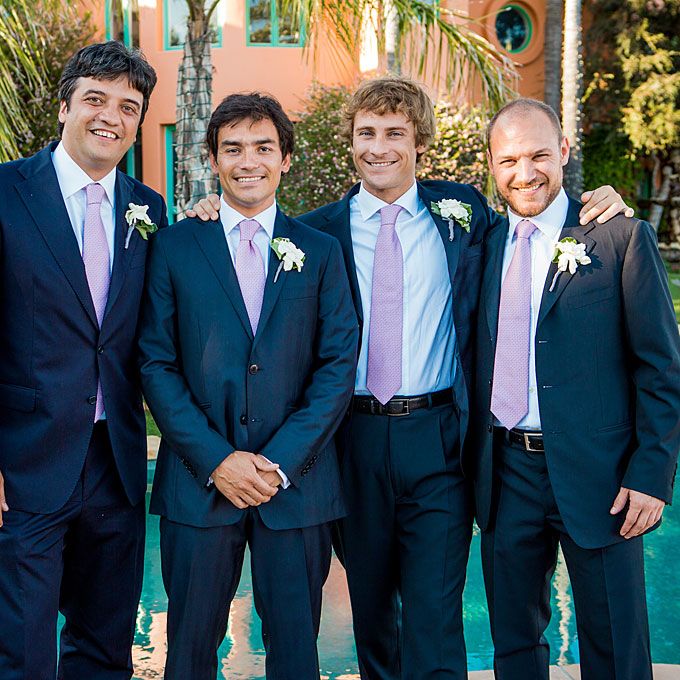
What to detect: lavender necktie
<box><xmin>366</xmin><ymin>204</ymin><xmax>404</xmax><ymax>405</ymax></box>
<box><xmin>490</xmin><ymin>219</ymin><xmax>537</xmax><ymax>430</ymax></box>
<box><xmin>83</xmin><ymin>182</ymin><xmax>111</xmax><ymax>421</ymax></box>
<box><xmin>235</xmin><ymin>219</ymin><xmax>265</xmax><ymax>334</ymax></box>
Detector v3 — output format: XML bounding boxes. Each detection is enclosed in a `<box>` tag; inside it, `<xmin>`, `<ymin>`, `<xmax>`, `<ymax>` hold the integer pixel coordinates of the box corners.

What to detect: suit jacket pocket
<box><xmin>0</xmin><ymin>383</ymin><xmax>37</xmax><ymax>412</ymax></box>
<box><xmin>280</xmin><ymin>284</ymin><xmax>317</xmax><ymax>300</ymax></box>
<box><xmin>566</xmin><ymin>284</ymin><xmax>615</xmax><ymax>308</ymax></box>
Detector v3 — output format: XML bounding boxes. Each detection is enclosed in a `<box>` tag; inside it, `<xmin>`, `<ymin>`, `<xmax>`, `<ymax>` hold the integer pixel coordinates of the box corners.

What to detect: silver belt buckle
<box><xmin>388</xmin><ymin>399</ymin><xmax>410</xmax><ymax>416</ymax></box>
<box><xmin>523</xmin><ymin>431</ymin><xmax>543</xmax><ymax>452</ymax></box>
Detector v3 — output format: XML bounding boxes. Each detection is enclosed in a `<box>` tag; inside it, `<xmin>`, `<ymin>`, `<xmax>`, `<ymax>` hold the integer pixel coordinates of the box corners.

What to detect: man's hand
<box><xmin>211</xmin><ymin>451</ymin><xmax>280</xmax><ymax>509</ymax></box>
<box><xmin>610</xmin><ymin>486</ymin><xmax>665</xmax><ymax>539</ymax></box>
<box><xmin>0</xmin><ymin>470</ymin><xmax>8</xmax><ymax>528</ymax></box>
<box><xmin>185</xmin><ymin>194</ymin><xmax>221</xmax><ymax>221</ymax></box>
<box><xmin>255</xmin><ymin>454</ymin><xmax>284</xmax><ymax>489</ymax></box>
<box><xmin>579</xmin><ymin>185</ymin><xmax>635</xmax><ymax>225</ymax></box>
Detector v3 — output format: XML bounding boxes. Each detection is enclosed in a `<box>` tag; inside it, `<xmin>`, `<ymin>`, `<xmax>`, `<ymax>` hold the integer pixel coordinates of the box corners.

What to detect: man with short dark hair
<box><xmin>139</xmin><ymin>92</ymin><xmax>358</xmax><ymax>679</ymax></box>
<box><xmin>470</xmin><ymin>97</ymin><xmax>680</xmax><ymax>680</ymax></box>
<box><xmin>0</xmin><ymin>41</ymin><xmax>166</xmax><ymax>679</ymax></box>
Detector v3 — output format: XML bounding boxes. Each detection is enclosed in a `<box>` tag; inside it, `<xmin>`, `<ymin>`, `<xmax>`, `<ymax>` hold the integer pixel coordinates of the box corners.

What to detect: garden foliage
<box><xmin>279</xmin><ymin>84</ymin><xmax>497</xmax><ymax>216</ymax></box>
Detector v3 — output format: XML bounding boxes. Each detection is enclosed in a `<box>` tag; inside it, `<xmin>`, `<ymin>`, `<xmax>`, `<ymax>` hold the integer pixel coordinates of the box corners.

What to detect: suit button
<box><xmin>487</xmin><ymin>425</ymin><xmax>493</xmax><ymax>433</ymax></box>
<box><xmin>87</xmin><ymin>395</ymin><xmax>97</xmax><ymax>405</ymax></box>
<box><xmin>248</xmin><ymin>364</ymin><xmax>259</xmax><ymax>375</ymax></box>
<box><xmin>97</xmin><ymin>345</ymin><xmax>104</xmax><ymax>354</ymax></box>
<box><xmin>240</xmin><ymin>415</ymin><xmax>247</xmax><ymax>425</ymax></box>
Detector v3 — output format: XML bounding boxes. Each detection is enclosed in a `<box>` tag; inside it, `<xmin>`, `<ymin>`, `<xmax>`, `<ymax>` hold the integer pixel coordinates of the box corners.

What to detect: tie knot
<box><xmin>239</xmin><ymin>219</ymin><xmax>261</xmax><ymax>242</ymax></box>
<box><xmin>379</xmin><ymin>204</ymin><xmax>403</xmax><ymax>228</ymax></box>
<box><xmin>86</xmin><ymin>183</ymin><xmax>106</xmax><ymax>206</ymax></box>
<box><xmin>515</xmin><ymin>219</ymin><xmax>537</xmax><ymax>240</ymax></box>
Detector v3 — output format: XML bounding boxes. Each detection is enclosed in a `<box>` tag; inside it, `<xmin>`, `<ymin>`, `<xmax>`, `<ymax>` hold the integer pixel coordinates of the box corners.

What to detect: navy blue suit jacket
<box><xmin>469</xmin><ymin>198</ymin><xmax>680</xmax><ymax>548</ymax></box>
<box><xmin>0</xmin><ymin>142</ymin><xmax>168</xmax><ymax>513</ymax></box>
<box><xmin>297</xmin><ymin>180</ymin><xmax>505</xmax><ymax>453</ymax></box>
<box><xmin>139</xmin><ymin>211</ymin><xmax>359</xmax><ymax>530</ymax></box>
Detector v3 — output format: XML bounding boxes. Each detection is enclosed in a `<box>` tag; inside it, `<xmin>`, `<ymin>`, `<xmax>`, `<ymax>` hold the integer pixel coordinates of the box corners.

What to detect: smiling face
<box><xmin>58</xmin><ymin>76</ymin><xmax>143</xmax><ymax>180</ymax></box>
<box><xmin>351</xmin><ymin>110</ymin><xmax>425</xmax><ymax>204</ymax></box>
<box><xmin>209</xmin><ymin>117</ymin><xmax>290</xmax><ymax>217</ymax></box>
<box><xmin>487</xmin><ymin>108</ymin><xmax>570</xmax><ymax>217</ymax></box>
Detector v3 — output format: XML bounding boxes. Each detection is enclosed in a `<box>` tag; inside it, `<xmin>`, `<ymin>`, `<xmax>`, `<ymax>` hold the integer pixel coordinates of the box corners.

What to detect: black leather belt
<box><xmin>353</xmin><ymin>389</ymin><xmax>453</xmax><ymax>416</ymax></box>
<box><xmin>498</xmin><ymin>427</ymin><xmax>545</xmax><ymax>452</ymax></box>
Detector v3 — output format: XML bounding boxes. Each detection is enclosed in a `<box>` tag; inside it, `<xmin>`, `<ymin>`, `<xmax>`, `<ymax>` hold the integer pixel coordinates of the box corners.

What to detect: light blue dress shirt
<box><xmin>51</xmin><ymin>142</ymin><xmax>117</xmax><ymax>273</ymax></box>
<box><xmin>498</xmin><ymin>188</ymin><xmax>569</xmax><ymax>430</ymax></box>
<box><xmin>351</xmin><ymin>182</ymin><xmax>456</xmax><ymax>397</ymax></box>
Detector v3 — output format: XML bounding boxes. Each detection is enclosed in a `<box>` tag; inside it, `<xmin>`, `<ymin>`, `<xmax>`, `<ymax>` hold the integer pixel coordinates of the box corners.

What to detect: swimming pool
<box><xmin>130</xmin><ymin>464</ymin><xmax>680</xmax><ymax>678</ymax></box>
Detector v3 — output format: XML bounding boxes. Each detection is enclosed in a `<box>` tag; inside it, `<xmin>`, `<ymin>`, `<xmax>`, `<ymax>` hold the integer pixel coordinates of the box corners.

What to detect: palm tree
<box><xmin>0</xmin><ymin>1</ymin><xmax>46</xmax><ymax>162</ymax></box>
<box><xmin>561</xmin><ymin>0</ymin><xmax>583</xmax><ymax>195</ymax></box>
<box><xmin>286</xmin><ymin>0</ymin><xmax>516</xmax><ymax>106</ymax></box>
<box><xmin>174</xmin><ymin>0</ymin><xmax>221</xmax><ymax>218</ymax></box>
<box><xmin>173</xmin><ymin>0</ymin><xmax>516</xmax><ymax>216</ymax></box>
<box><xmin>543</xmin><ymin>0</ymin><xmax>562</xmax><ymax>115</ymax></box>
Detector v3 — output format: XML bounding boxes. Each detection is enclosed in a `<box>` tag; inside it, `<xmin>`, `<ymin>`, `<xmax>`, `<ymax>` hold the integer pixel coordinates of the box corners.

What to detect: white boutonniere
<box><xmin>549</xmin><ymin>237</ymin><xmax>592</xmax><ymax>292</ymax></box>
<box><xmin>431</xmin><ymin>199</ymin><xmax>472</xmax><ymax>241</ymax></box>
<box><xmin>124</xmin><ymin>203</ymin><xmax>158</xmax><ymax>249</ymax></box>
<box><xmin>270</xmin><ymin>237</ymin><xmax>305</xmax><ymax>283</ymax></box>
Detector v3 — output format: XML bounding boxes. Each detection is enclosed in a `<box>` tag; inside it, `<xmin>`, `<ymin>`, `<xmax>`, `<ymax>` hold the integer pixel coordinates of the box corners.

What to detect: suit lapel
<box><xmin>417</xmin><ymin>183</ymin><xmax>462</xmax><ymax>287</ymax></box>
<box><xmin>193</xmin><ymin>218</ymin><xmax>254</xmax><ymax>339</ymax></box>
<box><xmin>537</xmin><ymin>199</ymin><xmax>596</xmax><ymax>325</ymax></box>
<box><xmin>322</xmin><ymin>185</ymin><xmax>363</xmax><ymax>325</ymax></box>
<box><xmin>483</xmin><ymin>221</ymin><xmax>509</xmax><ymax>339</ymax></box>
<box><xmin>253</xmin><ymin>209</ymin><xmax>291</xmax><ymax>342</ymax></box>
<box><xmin>16</xmin><ymin>145</ymin><xmax>98</xmax><ymax>328</ymax></box>
<box><xmin>104</xmin><ymin>171</ymin><xmax>139</xmax><ymax>319</ymax></box>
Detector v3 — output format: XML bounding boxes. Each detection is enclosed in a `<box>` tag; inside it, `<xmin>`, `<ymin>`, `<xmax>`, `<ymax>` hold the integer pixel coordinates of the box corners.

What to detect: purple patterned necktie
<box><xmin>235</xmin><ymin>219</ymin><xmax>265</xmax><ymax>334</ymax></box>
<box><xmin>490</xmin><ymin>218</ymin><xmax>537</xmax><ymax>429</ymax></box>
<box><xmin>83</xmin><ymin>182</ymin><xmax>111</xmax><ymax>421</ymax></box>
<box><xmin>366</xmin><ymin>204</ymin><xmax>404</xmax><ymax>405</ymax></box>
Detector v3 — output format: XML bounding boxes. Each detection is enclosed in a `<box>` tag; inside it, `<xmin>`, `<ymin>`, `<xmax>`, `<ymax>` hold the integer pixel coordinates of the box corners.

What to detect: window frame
<box><xmin>246</xmin><ymin>0</ymin><xmax>306</xmax><ymax>48</ymax></box>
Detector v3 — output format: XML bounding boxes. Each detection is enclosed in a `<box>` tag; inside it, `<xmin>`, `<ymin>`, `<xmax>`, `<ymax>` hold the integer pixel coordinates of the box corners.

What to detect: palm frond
<box><xmin>281</xmin><ymin>0</ymin><xmax>516</xmax><ymax>110</ymax></box>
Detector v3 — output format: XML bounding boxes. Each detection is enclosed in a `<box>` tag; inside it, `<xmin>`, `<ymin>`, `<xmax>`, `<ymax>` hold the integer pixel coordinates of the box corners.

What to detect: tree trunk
<box><xmin>562</xmin><ymin>0</ymin><xmax>583</xmax><ymax>196</ymax></box>
<box><xmin>174</xmin><ymin>17</ymin><xmax>219</xmax><ymax>220</ymax></box>
<box><xmin>543</xmin><ymin>0</ymin><xmax>563</xmax><ymax>115</ymax></box>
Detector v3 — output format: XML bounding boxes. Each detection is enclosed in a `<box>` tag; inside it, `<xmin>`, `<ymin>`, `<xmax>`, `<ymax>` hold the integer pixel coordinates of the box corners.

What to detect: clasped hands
<box><xmin>211</xmin><ymin>450</ymin><xmax>282</xmax><ymax>509</ymax></box>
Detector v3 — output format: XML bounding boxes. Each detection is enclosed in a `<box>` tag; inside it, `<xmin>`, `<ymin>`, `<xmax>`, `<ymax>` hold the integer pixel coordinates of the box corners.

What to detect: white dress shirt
<box><xmin>51</xmin><ymin>142</ymin><xmax>117</xmax><ymax>273</ymax></box>
<box><xmin>220</xmin><ymin>197</ymin><xmax>277</xmax><ymax>272</ymax></box>
<box><xmin>351</xmin><ymin>182</ymin><xmax>456</xmax><ymax>396</ymax></box>
<box><xmin>498</xmin><ymin>188</ymin><xmax>569</xmax><ymax>430</ymax></box>
<box><xmin>218</xmin><ymin>197</ymin><xmax>289</xmax><ymax>489</ymax></box>
<box><xmin>52</xmin><ymin>142</ymin><xmax>117</xmax><ymax>422</ymax></box>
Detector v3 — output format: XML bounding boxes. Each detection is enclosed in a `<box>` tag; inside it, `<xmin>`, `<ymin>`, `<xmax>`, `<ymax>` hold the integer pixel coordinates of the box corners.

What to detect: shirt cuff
<box><xmin>261</xmin><ymin>455</ymin><xmax>290</xmax><ymax>489</ymax></box>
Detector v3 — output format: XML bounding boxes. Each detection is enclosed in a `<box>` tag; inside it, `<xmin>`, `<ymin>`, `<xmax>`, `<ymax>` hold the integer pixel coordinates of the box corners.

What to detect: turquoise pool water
<box><xmin>130</xmin><ymin>464</ymin><xmax>680</xmax><ymax>679</ymax></box>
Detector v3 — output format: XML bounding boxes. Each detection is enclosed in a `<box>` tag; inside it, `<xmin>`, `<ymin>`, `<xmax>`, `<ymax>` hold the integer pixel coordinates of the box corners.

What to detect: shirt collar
<box><xmin>356</xmin><ymin>180</ymin><xmax>419</xmax><ymax>222</ymax></box>
<box><xmin>51</xmin><ymin>141</ymin><xmax>117</xmax><ymax>206</ymax></box>
<box><xmin>507</xmin><ymin>188</ymin><xmax>569</xmax><ymax>242</ymax></box>
<box><xmin>220</xmin><ymin>197</ymin><xmax>277</xmax><ymax>240</ymax></box>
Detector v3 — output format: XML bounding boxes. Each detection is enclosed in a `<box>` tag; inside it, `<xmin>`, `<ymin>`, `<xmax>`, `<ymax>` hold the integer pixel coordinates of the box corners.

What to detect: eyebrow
<box><xmin>81</xmin><ymin>89</ymin><xmax>142</xmax><ymax>108</ymax></box>
<box><xmin>355</xmin><ymin>125</ymin><xmax>408</xmax><ymax>133</ymax></box>
<box><xmin>496</xmin><ymin>147</ymin><xmax>554</xmax><ymax>160</ymax></box>
<box><xmin>219</xmin><ymin>138</ymin><xmax>277</xmax><ymax>147</ymax></box>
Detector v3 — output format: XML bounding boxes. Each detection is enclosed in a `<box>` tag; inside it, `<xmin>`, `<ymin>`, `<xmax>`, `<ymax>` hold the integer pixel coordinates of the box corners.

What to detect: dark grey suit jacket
<box><xmin>469</xmin><ymin>198</ymin><xmax>680</xmax><ymax>548</ymax></box>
